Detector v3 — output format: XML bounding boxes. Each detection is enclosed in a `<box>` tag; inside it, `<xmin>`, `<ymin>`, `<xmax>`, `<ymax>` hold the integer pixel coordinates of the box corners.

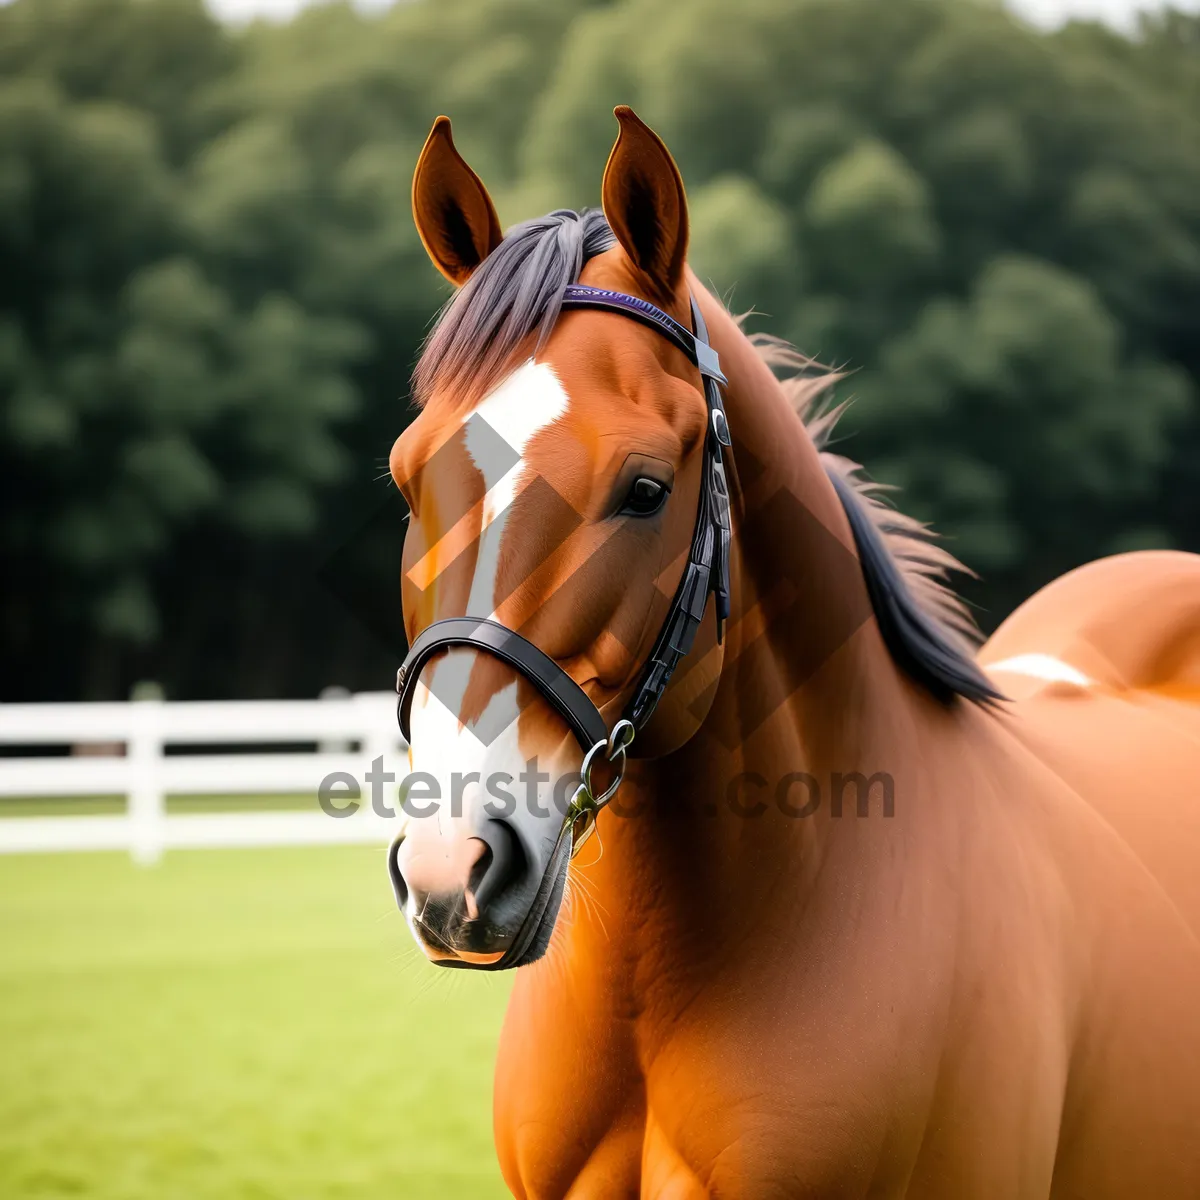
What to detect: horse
<box><xmin>386</xmin><ymin>107</ymin><xmax>1200</xmax><ymax>1197</ymax></box>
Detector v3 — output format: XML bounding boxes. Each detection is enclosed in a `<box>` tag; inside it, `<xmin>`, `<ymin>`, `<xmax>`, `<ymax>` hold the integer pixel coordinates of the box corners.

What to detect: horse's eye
<box><xmin>619</xmin><ymin>476</ymin><xmax>669</xmax><ymax>518</ymax></box>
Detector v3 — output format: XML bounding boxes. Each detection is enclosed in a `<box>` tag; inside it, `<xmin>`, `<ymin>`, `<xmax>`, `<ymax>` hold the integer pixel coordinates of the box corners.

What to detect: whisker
<box><xmin>571</xmin><ymin>857</ymin><xmax>609</xmax><ymax>915</ymax></box>
<box><xmin>566</xmin><ymin>866</ymin><xmax>610</xmax><ymax>942</ymax></box>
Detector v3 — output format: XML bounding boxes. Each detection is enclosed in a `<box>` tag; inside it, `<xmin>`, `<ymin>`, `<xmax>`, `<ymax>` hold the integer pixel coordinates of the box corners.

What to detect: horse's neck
<box><xmin>696</xmin><ymin>284</ymin><xmax>913</xmax><ymax>773</ymax></box>
<box><xmin>558</xmin><ymin>287</ymin><xmax>938</xmax><ymax>991</ymax></box>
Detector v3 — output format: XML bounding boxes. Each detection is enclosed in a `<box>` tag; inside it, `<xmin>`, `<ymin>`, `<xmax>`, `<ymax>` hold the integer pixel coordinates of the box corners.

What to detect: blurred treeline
<box><xmin>2</xmin><ymin>0</ymin><xmax>1198</xmax><ymax>701</ymax></box>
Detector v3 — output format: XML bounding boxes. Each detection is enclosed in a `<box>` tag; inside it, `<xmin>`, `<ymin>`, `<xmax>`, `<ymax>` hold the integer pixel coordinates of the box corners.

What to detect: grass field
<box><xmin>0</xmin><ymin>846</ymin><xmax>513</xmax><ymax>1199</ymax></box>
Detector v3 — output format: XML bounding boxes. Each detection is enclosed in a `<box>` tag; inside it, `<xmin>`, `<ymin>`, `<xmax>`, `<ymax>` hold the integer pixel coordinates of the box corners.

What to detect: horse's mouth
<box><xmin>412</xmin><ymin>915</ymin><xmax>509</xmax><ymax>966</ymax></box>
<box><xmin>429</xmin><ymin>835</ymin><xmax>570</xmax><ymax>971</ymax></box>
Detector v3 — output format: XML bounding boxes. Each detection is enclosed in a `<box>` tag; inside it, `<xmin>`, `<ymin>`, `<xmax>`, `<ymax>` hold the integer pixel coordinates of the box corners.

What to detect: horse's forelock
<box><xmin>413</xmin><ymin>208</ymin><xmax>616</xmax><ymax>408</ymax></box>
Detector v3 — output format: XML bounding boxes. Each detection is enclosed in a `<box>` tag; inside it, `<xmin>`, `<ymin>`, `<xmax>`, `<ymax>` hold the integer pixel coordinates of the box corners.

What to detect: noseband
<box><xmin>395</xmin><ymin>285</ymin><xmax>733</xmax><ymax>851</ymax></box>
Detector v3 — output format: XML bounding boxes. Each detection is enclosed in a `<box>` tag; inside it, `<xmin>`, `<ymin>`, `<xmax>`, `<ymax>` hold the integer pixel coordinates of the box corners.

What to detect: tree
<box><xmin>2</xmin><ymin>0</ymin><xmax>1198</xmax><ymax>700</ymax></box>
<box><xmin>0</xmin><ymin>54</ymin><xmax>363</xmax><ymax>697</ymax></box>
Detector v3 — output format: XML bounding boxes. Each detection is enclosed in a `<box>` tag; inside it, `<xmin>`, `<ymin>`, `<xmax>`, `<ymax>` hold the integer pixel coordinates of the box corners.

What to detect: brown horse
<box><xmin>388</xmin><ymin>108</ymin><xmax>1200</xmax><ymax>1197</ymax></box>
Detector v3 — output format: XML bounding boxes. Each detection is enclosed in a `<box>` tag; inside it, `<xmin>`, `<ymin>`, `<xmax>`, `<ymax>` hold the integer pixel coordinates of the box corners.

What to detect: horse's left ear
<box><xmin>602</xmin><ymin>106</ymin><xmax>689</xmax><ymax>304</ymax></box>
<box><xmin>412</xmin><ymin>116</ymin><xmax>503</xmax><ymax>287</ymax></box>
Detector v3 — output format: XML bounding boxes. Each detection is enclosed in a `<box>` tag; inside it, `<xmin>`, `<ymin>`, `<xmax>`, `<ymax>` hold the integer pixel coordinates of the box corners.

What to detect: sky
<box><xmin>201</xmin><ymin>0</ymin><xmax>1200</xmax><ymax>32</ymax></box>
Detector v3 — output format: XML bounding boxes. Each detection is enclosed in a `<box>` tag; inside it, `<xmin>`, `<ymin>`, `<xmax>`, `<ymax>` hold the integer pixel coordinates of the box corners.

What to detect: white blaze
<box><xmin>403</xmin><ymin>360</ymin><xmax>576</xmax><ymax>881</ymax></box>
<box><xmin>464</xmin><ymin>360</ymin><xmax>570</xmax><ymax>621</ymax></box>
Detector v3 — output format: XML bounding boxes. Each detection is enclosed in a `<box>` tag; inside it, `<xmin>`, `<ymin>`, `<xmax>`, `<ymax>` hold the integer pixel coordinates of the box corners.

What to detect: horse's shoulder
<box><xmin>979</xmin><ymin>550</ymin><xmax>1200</xmax><ymax>703</ymax></box>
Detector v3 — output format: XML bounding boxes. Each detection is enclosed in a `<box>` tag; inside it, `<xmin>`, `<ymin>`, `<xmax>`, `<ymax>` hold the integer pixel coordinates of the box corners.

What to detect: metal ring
<box><xmin>590</xmin><ymin>747</ymin><xmax>628</xmax><ymax>808</ymax></box>
<box><xmin>577</xmin><ymin>740</ymin><xmax>606</xmax><ymax>805</ymax></box>
<box><xmin>606</xmin><ymin>719</ymin><xmax>635</xmax><ymax>759</ymax></box>
<box><xmin>565</xmin><ymin>722</ymin><xmax>636</xmax><ymax>853</ymax></box>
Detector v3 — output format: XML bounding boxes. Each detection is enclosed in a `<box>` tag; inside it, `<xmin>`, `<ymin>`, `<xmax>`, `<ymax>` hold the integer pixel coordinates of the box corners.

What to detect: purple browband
<box><xmin>560</xmin><ymin>285</ymin><xmax>727</xmax><ymax>385</ymax></box>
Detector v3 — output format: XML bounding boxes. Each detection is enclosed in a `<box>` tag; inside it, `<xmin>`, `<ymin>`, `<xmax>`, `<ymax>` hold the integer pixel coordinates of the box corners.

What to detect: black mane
<box><xmin>827</xmin><ymin>470</ymin><xmax>1003</xmax><ymax>707</ymax></box>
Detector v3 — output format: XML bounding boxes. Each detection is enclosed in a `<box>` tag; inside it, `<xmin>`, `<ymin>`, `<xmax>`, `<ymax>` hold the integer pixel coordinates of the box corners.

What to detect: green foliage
<box><xmin>0</xmin><ymin>0</ymin><xmax>231</xmax><ymax>155</ymax></box>
<box><xmin>689</xmin><ymin>173</ymin><xmax>800</xmax><ymax>313</ymax></box>
<box><xmin>853</xmin><ymin>256</ymin><xmax>1190</xmax><ymax>576</ymax></box>
<box><xmin>0</xmin><ymin>62</ymin><xmax>365</xmax><ymax>661</ymax></box>
<box><xmin>805</xmin><ymin>139</ymin><xmax>940</xmax><ymax>289</ymax></box>
<box><xmin>1</xmin><ymin>0</ymin><xmax>1198</xmax><ymax>697</ymax></box>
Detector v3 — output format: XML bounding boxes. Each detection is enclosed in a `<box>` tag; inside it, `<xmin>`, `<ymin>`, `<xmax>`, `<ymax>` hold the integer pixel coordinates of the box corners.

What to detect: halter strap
<box><xmin>395</xmin><ymin>287</ymin><xmax>733</xmax><ymax>754</ymax></box>
<box><xmin>396</xmin><ymin>618</ymin><xmax>608</xmax><ymax>753</ymax></box>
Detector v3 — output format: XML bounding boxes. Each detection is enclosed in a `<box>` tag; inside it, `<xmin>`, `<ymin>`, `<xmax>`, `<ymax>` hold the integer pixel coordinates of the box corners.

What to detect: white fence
<box><xmin>0</xmin><ymin>693</ymin><xmax>407</xmax><ymax>862</ymax></box>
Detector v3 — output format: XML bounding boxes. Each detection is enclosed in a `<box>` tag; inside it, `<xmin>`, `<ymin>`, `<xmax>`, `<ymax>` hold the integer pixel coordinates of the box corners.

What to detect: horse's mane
<box><xmin>749</xmin><ymin>334</ymin><xmax>1001</xmax><ymax>707</ymax></box>
<box><xmin>412</xmin><ymin>208</ymin><xmax>1002</xmax><ymax>708</ymax></box>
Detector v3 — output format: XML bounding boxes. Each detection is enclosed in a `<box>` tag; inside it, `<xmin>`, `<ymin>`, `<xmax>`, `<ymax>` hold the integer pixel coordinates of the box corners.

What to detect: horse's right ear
<box><xmin>412</xmin><ymin>116</ymin><xmax>503</xmax><ymax>287</ymax></box>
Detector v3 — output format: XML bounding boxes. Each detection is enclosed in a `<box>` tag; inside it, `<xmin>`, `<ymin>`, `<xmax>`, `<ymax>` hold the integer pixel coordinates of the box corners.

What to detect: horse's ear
<box><xmin>601</xmin><ymin>106</ymin><xmax>689</xmax><ymax>303</ymax></box>
<box><xmin>412</xmin><ymin>116</ymin><xmax>503</xmax><ymax>287</ymax></box>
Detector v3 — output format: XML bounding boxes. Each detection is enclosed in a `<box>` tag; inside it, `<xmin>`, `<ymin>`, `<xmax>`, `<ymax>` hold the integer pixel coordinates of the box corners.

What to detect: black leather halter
<box><xmin>395</xmin><ymin>284</ymin><xmax>733</xmax><ymax>761</ymax></box>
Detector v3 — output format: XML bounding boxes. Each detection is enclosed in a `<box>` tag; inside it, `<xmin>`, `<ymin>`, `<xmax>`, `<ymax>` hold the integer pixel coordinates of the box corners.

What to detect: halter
<box><xmin>395</xmin><ymin>285</ymin><xmax>733</xmax><ymax>851</ymax></box>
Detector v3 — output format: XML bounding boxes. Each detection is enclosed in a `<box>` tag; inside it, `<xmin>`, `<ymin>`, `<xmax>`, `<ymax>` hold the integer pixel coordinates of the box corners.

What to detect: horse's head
<box><xmin>388</xmin><ymin>108</ymin><xmax>727</xmax><ymax>968</ymax></box>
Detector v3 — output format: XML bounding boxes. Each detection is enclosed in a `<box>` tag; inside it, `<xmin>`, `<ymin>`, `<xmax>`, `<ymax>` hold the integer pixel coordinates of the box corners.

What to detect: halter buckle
<box><xmin>566</xmin><ymin>719</ymin><xmax>635</xmax><ymax>856</ymax></box>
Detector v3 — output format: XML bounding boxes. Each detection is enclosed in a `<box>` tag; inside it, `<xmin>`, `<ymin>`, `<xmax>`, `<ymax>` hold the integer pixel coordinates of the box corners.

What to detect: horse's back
<box><xmin>981</xmin><ymin>549</ymin><xmax>1200</xmax><ymax>702</ymax></box>
<box><xmin>979</xmin><ymin>550</ymin><xmax>1200</xmax><ymax>935</ymax></box>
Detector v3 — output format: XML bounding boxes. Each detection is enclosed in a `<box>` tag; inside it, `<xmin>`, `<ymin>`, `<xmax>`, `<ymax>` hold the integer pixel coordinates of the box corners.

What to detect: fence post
<box><xmin>128</xmin><ymin>683</ymin><xmax>164</xmax><ymax>865</ymax></box>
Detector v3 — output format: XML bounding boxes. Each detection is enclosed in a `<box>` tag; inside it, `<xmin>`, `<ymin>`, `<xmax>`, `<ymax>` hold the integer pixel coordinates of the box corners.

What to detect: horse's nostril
<box><xmin>467</xmin><ymin>820</ymin><xmax>524</xmax><ymax>916</ymax></box>
<box><xmin>387</xmin><ymin>835</ymin><xmax>408</xmax><ymax>911</ymax></box>
<box><xmin>464</xmin><ymin>840</ymin><xmax>493</xmax><ymax>920</ymax></box>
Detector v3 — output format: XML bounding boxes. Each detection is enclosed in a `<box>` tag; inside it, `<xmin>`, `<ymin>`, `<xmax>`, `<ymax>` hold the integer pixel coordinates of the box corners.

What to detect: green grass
<box><xmin>0</xmin><ymin>847</ymin><xmax>513</xmax><ymax>1199</ymax></box>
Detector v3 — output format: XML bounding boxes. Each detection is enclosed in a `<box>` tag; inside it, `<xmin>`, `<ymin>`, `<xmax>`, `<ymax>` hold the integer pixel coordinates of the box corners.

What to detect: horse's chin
<box><xmin>431</xmin><ymin>835</ymin><xmax>570</xmax><ymax>971</ymax></box>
